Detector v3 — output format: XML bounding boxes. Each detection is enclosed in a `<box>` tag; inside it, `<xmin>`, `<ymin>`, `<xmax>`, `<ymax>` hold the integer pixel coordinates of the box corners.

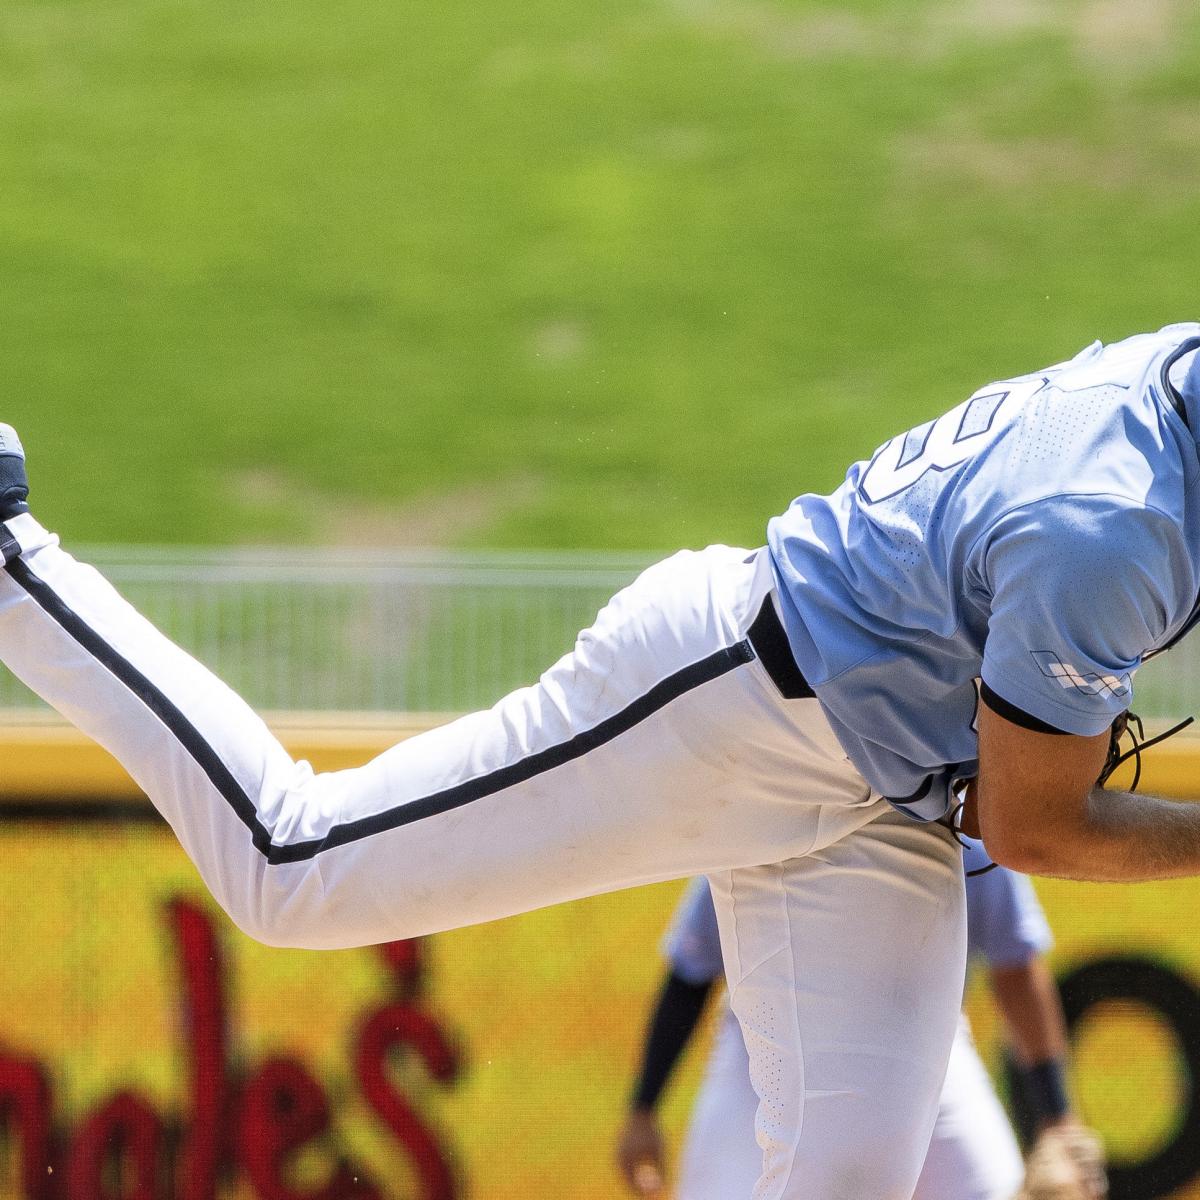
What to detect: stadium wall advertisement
<box><xmin>0</xmin><ymin>820</ymin><xmax>693</xmax><ymax>1200</ymax></box>
<box><xmin>5</xmin><ymin>738</ymin><xmax>1200</xmax><ymax>1198</ymax></box>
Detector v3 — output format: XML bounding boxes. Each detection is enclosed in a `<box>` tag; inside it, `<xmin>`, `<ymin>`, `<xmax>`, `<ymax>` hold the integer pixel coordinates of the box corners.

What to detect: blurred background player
<box><xmin>616</xmin><ymin>841</ymin><xmax>1104</xmax><ymax>1200</ymax></box>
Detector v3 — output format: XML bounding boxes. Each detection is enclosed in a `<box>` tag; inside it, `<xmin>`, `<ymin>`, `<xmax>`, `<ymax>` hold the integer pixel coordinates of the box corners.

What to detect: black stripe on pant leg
<box><xmin>7</xmin><ymin>557</ymin><xmax>275</xmax><ymax>853</ymax></box>
<box><xmin>7</xmin><ymin>557</ymin><xmax>756</xmax><ymax>865</ymax></box>
<box><xmin>0</xmin><ymin>527</ymin><xmax>21</xmax><ymax>566</ymax></box>
<box><xmin>267</xmin><ymin>639</ymin><xmax>756</xmax><ymax>863</ymax></box>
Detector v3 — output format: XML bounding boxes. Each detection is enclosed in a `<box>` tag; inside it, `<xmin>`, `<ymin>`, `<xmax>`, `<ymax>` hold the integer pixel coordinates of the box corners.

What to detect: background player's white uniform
<box><xmin>1</xmin><ymin>327</ymin><xmax>1196</xmax><ymax>1198</ymax></box>
<box><xmin>667</xmin><ymin>844</ymin><xmax>1049</xmax><ymax>1200</ymax></box>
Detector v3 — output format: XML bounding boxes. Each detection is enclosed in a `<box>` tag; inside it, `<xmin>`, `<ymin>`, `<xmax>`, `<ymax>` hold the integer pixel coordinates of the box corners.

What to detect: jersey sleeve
<box><xmin>978</xmin><ymin>495</ymin><xmax>1189</xmax><ymax>736</ymax></box>
<box><xmin>963</xmin><ymin>838</ymin><xmax>1053</xmax><ymax>966</ymax></box>
<box><xmin>662</xmin><ymin>877</ymin><xmax>725</xmax><ymax>985</ymax></box>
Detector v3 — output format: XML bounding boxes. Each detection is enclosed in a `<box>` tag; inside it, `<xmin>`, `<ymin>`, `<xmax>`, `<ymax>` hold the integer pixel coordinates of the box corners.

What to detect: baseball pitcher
<box><xmin>0</xmin><ymin>325</ymin><xmax>1196</xmax><ymax>1196</ymax></box>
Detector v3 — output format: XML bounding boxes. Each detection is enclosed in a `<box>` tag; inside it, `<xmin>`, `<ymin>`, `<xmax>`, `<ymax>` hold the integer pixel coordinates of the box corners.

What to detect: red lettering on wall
<box><xmin>238</xmin><ymin>1057</ymin><xmax>381</xmax><ymax>1200</ymax></box>
<box><xmin>0</xmin><ymin>903</ymin><xmax>465</xmax><ymax>1199</ymax></box>
<box><xmin>0</xmin><ymin>1054</ymin><xmax>54</xmax><ymax>1199</ymax></box>
<box><xmin>170</xmin><ymin>897</ymin><xmax>231</xmax><ymax>1200</ymax></box>
<box><xmin>65</xmin><ymin>1091</ymin><xmax>164</xmax><ymax>1200</ymax></box>
<box><xmin>356</xmin><ymin>1003</ymin><xmax>459</xmax><ymax>1200</ymax></box>
<box><xmin>377</xmin><ymin>942</ymin><xmax>422</xmax><ymax>995</ymax></box>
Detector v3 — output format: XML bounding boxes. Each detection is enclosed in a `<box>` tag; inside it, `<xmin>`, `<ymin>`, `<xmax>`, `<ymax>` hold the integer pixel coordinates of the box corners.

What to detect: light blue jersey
<box><xmin>667</xmin><ymin>855</ymin><xmax>1050</xmax><ymax>982</ymax></box>
<box><xmin>962</xmin><ymin>839</ymin><xmax>1052</xmax><ymax>967</ymax></box>
<box><xmin>664</xmin><ymin>876</ymin><xmax>725</xmax><ymax>985</ymax></box>
<box><xmin>768</xmin><ymin>324</ymin><xmax>1200</xmax><ymax>820</ymax></box>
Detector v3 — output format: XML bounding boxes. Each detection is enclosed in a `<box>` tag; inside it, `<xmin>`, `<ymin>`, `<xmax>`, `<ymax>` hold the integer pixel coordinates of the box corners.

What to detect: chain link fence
<box><xmin>0</xmin><ymin>546</ymin><xmax>1196</xmax><ymax>724</ymax></box>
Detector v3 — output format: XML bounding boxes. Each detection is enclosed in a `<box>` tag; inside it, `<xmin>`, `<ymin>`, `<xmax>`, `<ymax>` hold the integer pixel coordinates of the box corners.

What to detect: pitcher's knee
<box><xmin>208</xmin><ymin>866</ymin><xmax>332</xmax><ymax>949</ymax></box>
<box><xmin>216</xmin><ymin>771</ymin><xmax>352</xmax><ymax>947</ymax></box>
<box><xmin>199</xmin><ymin>763</ymin><xmax>459</xmax><ymax>949</ymax></box>
<box><xmin>215</xmin><ymin>844</ymin><xmax>428</xmax><ymax>951</ymax></box>
<box><xmin>772</xmin><ymin>1144</ymin><xmax>925</xmax><ymax>1200</ymax></box>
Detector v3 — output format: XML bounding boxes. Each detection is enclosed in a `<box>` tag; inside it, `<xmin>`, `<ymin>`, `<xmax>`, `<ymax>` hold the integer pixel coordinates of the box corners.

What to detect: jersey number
<box><xmin>858</xmin><ymin>375</ymin><xmax>1047</xmax><ymax>505</ymax></box>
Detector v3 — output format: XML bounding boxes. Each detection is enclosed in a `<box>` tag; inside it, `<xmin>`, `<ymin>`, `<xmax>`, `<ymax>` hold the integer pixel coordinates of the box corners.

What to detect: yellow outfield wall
<box><xmin>0</xmin><ymin>822</ymin><xmax>696</xmax><ymax>1200</ymax></box>
<box><xmin>3</xmin><ymin>711</ymin><xmax>1199</xmax><ymax>803</ymax></box>
<box><xmin>2</xmin><ymin>716</ymin><xmax>1200</xmax><ymax>1199</ymax></box>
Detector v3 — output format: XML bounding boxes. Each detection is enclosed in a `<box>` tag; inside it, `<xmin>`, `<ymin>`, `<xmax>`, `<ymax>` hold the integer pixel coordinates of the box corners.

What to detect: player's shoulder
<box><xmin>970</xmin><ymin>323</ymin><xmax>1198</xmax><ymax>443</ymax></box>
<box><xmin>1037</xmin><ymin>323</ymin><xmax>1200</xmax><ymax>392</ymax></box>
<box><xmin>988</xmin><ymin>490</ymin><xmax>1182</xmax><ymax>545</ymax></box>
<box><xmin>972</xmin><ymin>324</ymin><xmax>1200</xmax><ymax>532</ymax></box>
<box><xmin>977</xmin><ymin>490</ymin><xmax>1190</xmax><ymax>630</ymax></box>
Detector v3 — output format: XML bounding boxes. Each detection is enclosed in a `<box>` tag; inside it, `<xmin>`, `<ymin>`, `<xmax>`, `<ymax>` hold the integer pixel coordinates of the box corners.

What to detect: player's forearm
<box><xmin>630</xmin><ymin>972</ymin><xmax>715</xmax><ymax>1111</ymax></box>
<box><xmin>991</xmin><ymin>786</ymin><xmax>1200</xmax><ymax>882</ymax></box>
<box><xmin>991</xmin><ymin>960</ymin><xmax>1075</xmax><ymax>1130</ymax></box>
<box><xmin>989</xmin><ymin>960</ymin><xmax>1068</xmax><ymax>1066</ymax></box>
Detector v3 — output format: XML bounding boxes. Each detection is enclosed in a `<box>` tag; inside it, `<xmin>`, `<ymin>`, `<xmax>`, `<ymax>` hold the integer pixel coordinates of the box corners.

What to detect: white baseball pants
<box><xmin>916</xmin><ymin>1016</ymin><xmax>1025</xmax><ymax>1200</ymax></box>
<box><xmin>677</xmin><ymin>1009</ymin><xmax>763</xmax><ymax>1199</ymax></box>
<box><xmin>0</xmin><ymin>517</ymin><xmax>966</xmax><ymax>1199</ymax></box>
<box><xmin>678</xmin><ymin>1011</ymin><xmax>1024</xmax><ymax>1200</ymax></box>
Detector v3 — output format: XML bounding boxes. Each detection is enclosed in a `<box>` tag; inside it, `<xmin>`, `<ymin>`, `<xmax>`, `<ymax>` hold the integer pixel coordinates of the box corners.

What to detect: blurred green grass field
<box><xmin>2</xmin><ymin>0</ymin><xmax>1198</xmax><ymax>550</ymax></box>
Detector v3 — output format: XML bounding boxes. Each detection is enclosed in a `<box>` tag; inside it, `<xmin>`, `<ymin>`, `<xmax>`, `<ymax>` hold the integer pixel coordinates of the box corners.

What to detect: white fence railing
<box><xmin>0</xmin><ymin>548</ymin><xmax>654</xmax><ymax>715</ymax></box>
<box><xmin>2</xmin><ymin>546</ymin><xmax>1197</xmax><ymax>725</ymax></box>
